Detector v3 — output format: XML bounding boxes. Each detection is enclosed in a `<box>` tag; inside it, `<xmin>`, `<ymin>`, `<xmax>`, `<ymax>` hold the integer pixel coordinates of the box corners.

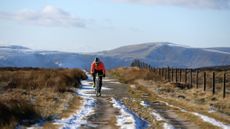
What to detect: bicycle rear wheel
<box><xmin>95</xmin><ymin>76</ymin><xmax>100</xmax><ymax>97</ymax></box>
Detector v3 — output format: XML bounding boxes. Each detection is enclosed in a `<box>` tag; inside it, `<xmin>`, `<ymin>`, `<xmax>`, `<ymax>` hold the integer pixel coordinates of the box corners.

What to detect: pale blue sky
<box><xmin>0</xmin><ymin>0</ymin><xmax>230</xmax><ymax>52</ymax></box>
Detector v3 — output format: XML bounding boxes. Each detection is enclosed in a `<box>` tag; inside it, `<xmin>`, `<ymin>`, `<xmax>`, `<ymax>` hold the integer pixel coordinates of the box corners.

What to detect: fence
<box><xmin>131</xmin><ymin>59</ymin><xmax>229</xmax><ymax>98</ymax></box>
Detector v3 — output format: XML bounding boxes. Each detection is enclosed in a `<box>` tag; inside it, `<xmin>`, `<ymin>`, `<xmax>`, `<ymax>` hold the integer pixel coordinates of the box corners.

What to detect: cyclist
<box><xmin>90</xmin><ymin>57</ymin><xmax>106</xmax><ymax>95</ymax></box>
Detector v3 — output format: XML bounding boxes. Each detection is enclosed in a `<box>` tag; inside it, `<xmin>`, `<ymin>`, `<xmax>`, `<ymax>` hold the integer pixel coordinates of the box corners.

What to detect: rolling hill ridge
<box><xmin>0</xmin><ymin>42</ymin><xmax>230</xmax><ymax>68</ymax></box>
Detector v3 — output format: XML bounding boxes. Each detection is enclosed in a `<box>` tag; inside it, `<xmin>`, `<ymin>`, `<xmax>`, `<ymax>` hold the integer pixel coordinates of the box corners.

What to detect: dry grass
<box><xmin>60</xmin><ymin>96</ymin><xmax>82</xmax><ymax>118</ymax></box>
<box><xmin>0</xmin><ymin>68</ymin><xmax>87</xmax><ymax>90</ymax></box>
<box><xmin>124</xmin><ymin>82</ymin><xmax>224</xmax><ymax>129</ymax></box>
<box><xmin>109</xmin><ymin>67</ymin><xmax>230</xmax><ymax>127</ymax></box>
<box><xmin>43</xmin><ymin>123</ymin><xmax>60</xmax><ymax>129</ymax></box>
<box><xmin>173</xmin><ymin>110</ymin><xmax>220</xmax><ymax>129</ymax></box>
<box><xmin>0</xmin><ymin>68</ymin><xmax>86</xmax><ymax>128</ymax></box>
<box><xmin>109</xmin><ymin>67</ymin><xmax>156</xmax><ymax>84</ymax></box>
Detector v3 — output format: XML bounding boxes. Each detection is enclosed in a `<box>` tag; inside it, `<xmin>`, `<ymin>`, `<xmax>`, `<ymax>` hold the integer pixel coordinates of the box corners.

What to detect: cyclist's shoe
<box><xmin>99</xmin><ymin>92</ymin><xmax>101</xmax><ymax>96</ymax></box>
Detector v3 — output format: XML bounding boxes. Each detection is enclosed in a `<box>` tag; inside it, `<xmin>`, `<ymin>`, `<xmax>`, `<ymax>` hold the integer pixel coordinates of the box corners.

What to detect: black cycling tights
<box><xmin>93</xmin><ymin>70</ymin><xmax>103</xmax><ymax>92</ymax></box>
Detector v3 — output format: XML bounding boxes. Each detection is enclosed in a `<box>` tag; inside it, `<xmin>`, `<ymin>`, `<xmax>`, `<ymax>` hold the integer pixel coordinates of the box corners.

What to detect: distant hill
<box><xmin>94</xmin><ymin>42</ymin><xmax>230</xmax><ymax>68</ymax></box>
<box><xmin>0</xmin><ymin>43</ymin><xmax>230</xmax><ymax>69</ymax></box>
<box><xmin>207</xmin><ymin>47</ymin><xmax>230</xmax><ymax>53</ymax></box>
<box><xmin>0</xmin><ymin>45</ymin><xmax>127</xmax><ymax>69</ymax></box>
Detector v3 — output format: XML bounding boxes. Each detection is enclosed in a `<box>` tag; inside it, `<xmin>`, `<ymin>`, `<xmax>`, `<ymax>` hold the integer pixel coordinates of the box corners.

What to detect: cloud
<box><xmin>0</xmin><ymin>5</ymin><xmax>86</xmax><ymax>27</ymax></box>
<box><xmin>113</xmin><ymin>0</ymin><xmax>230</xmax><ymax>9</ymax></box>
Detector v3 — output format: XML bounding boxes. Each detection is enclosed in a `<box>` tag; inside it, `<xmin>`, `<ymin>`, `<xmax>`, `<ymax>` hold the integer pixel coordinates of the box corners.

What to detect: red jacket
<box><xmin>91</xmin><ymin>61</ymin><xmax>106</xmax><ymax>74</ymax></box>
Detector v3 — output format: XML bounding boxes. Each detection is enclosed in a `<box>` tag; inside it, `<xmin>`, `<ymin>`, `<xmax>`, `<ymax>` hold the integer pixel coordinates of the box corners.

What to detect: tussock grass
<box><xmin>109</xmin><ymin>67</ymin><xmax>156</xmax><ymax>84</ymax></box>
<box><xmin>0</xmin><ymin>100</ymin><xmax>41</xmax><ymax>127</ymax></box>
<box><xmin>0</xmin><ymin>68</ymin><xmax>86</xmax><ymax>128</ymax></box>
<box><xmin>60</xmin><ymin>96</ymin><xmax>82</xmax><ymax>118</ymax></box>
<box><xmin>109</xmin><ymin>67</ymin><xmax>230</xmax><ymax>127</ymax></box>
<box><xmin>0</xmin><ymin>68</ymin><xmax>87</xmax><ymax>90</ymax></box>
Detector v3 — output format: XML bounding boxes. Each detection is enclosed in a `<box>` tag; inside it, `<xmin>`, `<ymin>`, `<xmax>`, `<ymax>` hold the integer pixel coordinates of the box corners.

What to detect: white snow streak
<box><xmin>54</xmin><ymin>78</ymin><xmax>96</xmax><ymax>128</ymax></box>
<box><xmin>192</xmin><ymin>112</ymin><xmax>230</xmax><ymax>129</ymax></box>
<box><xmin>163</xmin><ymin>123</ymin><xmax>176</xmax><ymax>129</ymax></box>
<box><xmin>139</xmin><ymin>101</ymin><xmax>175</xmax><ymax>129</ymax></box>
<box><xmin>111</xmin><ymin>98</ymin><xmax>149</xmax><ymax>129</ymax></box>
<box><xmin>159</xmin><ymin>101</ymin><xmax>230</xmax><ymax>129</ymax></box>
<box><xmin>152</xmin><ymin>112</ymin><xmax>165</xmax><ymax>121</ymax></box>
<box><xmin>151</xmin><ymin>111</ymin><xmax>175</xmax><ymax>129</ymax></box>
<box><xmin>140</xmin><ymin>101</ymin><xmax>150</xmax><ymax>108</ymax></box>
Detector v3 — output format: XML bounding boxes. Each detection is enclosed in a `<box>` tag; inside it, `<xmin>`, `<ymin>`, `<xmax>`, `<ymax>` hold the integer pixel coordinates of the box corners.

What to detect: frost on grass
<box><xmin>111</xmin><ymin>98</ymin><xmax>148</xmax><ymax>129</ymax></box>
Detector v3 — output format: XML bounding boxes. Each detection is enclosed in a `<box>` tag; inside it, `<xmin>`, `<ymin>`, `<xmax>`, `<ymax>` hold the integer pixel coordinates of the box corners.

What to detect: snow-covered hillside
<box><xmin>1</xmin><ymin>43</ymin><xmax>230</xmax><ymax>68</ymax></box>
<box><xmin>95</xmin><ymin>42</ymin><xmax>230</xmax><ymax>68</ymax></box>
<box><xmin>0</xmin><ymin>45</ymin><xmax>128</xmax><ymax>69</ymax></box>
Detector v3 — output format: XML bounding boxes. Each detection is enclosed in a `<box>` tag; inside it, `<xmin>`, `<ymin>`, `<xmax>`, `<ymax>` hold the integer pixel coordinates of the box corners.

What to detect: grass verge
<box><xmin>0</xmin><ymin>68</ymin><xmax>87</xmax><ymax>128</ymax></box>
<box><xmin>109</xmin><ymin>67</ymin><xmax>230</xmax><ymax>128</ymax></box>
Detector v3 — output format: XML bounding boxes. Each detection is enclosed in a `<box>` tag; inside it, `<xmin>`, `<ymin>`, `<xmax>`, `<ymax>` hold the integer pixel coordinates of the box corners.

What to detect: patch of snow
<box><xmin>54</xmin><ymin>61</ymin><xmax>63</xmax><ymax>67</ymax></box>
<box><xmin>81</xmin><ymin>80</ymin><xmax>92</xmax><ymax>86</ymax></box>
<box><xmin>152</xmin><ymin>112</ymin><xmax>165</xmax><ymax>121</ymax></box>
<box><xmin>203</xmin><ymin>48</ymin><xmax>230</xmax><ymax>55</ymax></box>
<box><xmin>163</xmin><ymin>123</ymin><xmax>176</xmax><ymax>129</ymax></box>
<box><xmin>151</xmin><ymin>111</ymin><xmax>175</xmax><ymax>129</ymax></box>
<box><xmin>192</xmin><ymin>112</ymin><xmax>230</xmax><ymax>129</ymax></box>
<box><xmin>54</xmin><ymin>96</ymin><xmax>96</xmax><ymax>128</ymax></box>
<box><xmin>109</xmin><ymin>81</ymin><xmax>121</xmax><ymax>84</ymax></box>
<box><xmin>111</xmin><ymin>98</ymin><xmax>149</xmax><ymax>129</ymax></box>
<box><xmin>83</xmin><ymin>71</ymin><xmax>93</xmax><ymax>81</ymax></box>
<box><xmin>102</xmin><ymin>87</ymin><xmax>111</xmax><ymax>90</ymax></box>
<box><xmin>103</xmin><ymin>79</ymin><xmax>117</xmax><ymax>82</ymax></box>
<box><xmin>208</xmin><ymin>109</ymin><xmax>216</xmax><ymax>113</ymax></box>
<box><xmin>166</xmin><ymin>43</ymin><xmax>191</xmax><ymax>48</ymax></box>
<box><xmin>54</xmin><ymin>75</ymin><xmax>96</xmax><ymax>128</ymax></box>
<box><xmin>140</xmin><ymin>101</ymin><xmax>150</xmax><ymax>108</ymax></box>
<box><xmin>0</xmin><ymin>45</ymin><xmax>30</xmax><ymax>50</ymax></box>
<box><xmin>103</xmin><ymin>78</ymin><xmax>121</xmax><ymax>84</ymax></box>
<box><xmin>130</xmin><ymin>85</ymin><xmax>136</xmax><ymax>89</ymax></box>
<box><xmin>159</xmin><ymin>101</ymin><xmax>230</xmax><ymax>129</ymax></box>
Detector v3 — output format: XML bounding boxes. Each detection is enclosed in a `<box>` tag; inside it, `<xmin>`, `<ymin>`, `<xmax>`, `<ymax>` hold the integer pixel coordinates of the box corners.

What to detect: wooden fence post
<box><xmin>223</xmin><ymin>72</ymin><xmax>226</xmax><ymax>98</ymax></box>
<box><xmin>185</xmin><ymin>69</ymin><xmax>187</xmax><ymax>84</ymax></box>
<box><xmin>165</xmin><ymin>68</ymin><xmax>167</xmax><ymax>80</ymax></box>
<box><xmin>167</xmin><ymin>67</ymin><xmax>170</xmax><ymax>81</ymax></box>
<box><xmin>204</xmin><ymin>72</ymin><xmax>206</xmax><ymax>91</ymax></box>
<box><xmin>196</xmin><ymin>71</ymin><xmax>199</xmax><ymax>88</ymax></box>
<box><xmin>212</xmin><ymin>72</ymin><xmax>215</xmax><ymax>95</ymax></box>
<box><xmin>176</xmin><ymin>69</ymin><xmax>178</xmax><ymax>83</ymax></box>
<box><xmin>179</xmin><ymin>69</ymin><xmax>182</xmax><ymax>82</ymax></box>
<box><xmin>190</xmin><ymin>69</ymin><xmax>193</xmax><ymax>88</ymax></box>
<box><xmin>171</xmin><ymin>68</ymin><xmax>174</xmax><ymax>82</ymax></box>
<box><xmin>161</xmin><ymin>68</ymin><xmax>164</xmax><ymax>79</ymax></box>
<box><xmin>160</xmin><ymin>68</ymin><xmax>161</xmax><ymax>76</ymax></box>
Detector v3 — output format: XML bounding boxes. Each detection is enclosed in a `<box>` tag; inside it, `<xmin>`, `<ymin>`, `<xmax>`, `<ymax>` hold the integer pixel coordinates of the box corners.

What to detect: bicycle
<box><xmin>95</xmin><ymin>73</ymin><xmax>103</xmax><ymax>97</ymax></box>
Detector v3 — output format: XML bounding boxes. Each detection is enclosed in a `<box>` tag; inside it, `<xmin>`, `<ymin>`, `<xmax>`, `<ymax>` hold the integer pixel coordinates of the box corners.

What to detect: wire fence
<box><xmin>131</xmin><ymin>59</ymin><xmax>229</xmax><ymax>98</ymax></box>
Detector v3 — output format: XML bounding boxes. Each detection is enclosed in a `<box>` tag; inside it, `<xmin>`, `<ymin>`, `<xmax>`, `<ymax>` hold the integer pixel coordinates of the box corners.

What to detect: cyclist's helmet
<box><xmin>95</xmin><ymin>57</ymin><xmax>100</xmax><ymax>63</ymax></box>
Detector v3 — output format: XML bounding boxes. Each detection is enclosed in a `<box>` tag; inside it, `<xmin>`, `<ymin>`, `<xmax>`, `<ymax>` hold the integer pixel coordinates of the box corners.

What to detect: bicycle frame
<box><xmin>95</xmin><ymin>73</ymin><xmax>103</xmax><ymax>97</ymax></box>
